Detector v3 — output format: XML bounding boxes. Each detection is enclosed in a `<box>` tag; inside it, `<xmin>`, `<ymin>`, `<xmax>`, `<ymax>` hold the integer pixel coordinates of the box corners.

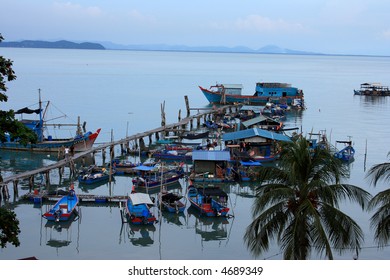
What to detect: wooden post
<box><xmin>161</xmin><ymin>101</ymin><xmax>166</xmax><ymax>127</ymax></box>
<box><xmin>29</xmin><ymin>176</ymin><xmax>34</xmax><ymax>192</ymax></box>
<box><xmin>178</xmin><ymin>109</ymin><xmax>181</xmax><ymax>122</ymax></box>
<box><xmin>13</xmin><ymin>180</ymin><xmax>19</xmax><ymax>197</ymax></box>
<box><xmin>185</xmin><ymin>95</ymin><xmax>190</xmax><ymax>117</ymax></box>
<box><xmin>45</xmin><ymin>171</ymin><xmax>50</xmax><ymax>187</ymax></box>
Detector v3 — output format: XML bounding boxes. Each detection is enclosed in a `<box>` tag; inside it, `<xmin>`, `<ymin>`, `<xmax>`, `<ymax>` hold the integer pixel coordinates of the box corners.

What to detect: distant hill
<box><xmin>0</xmin><ymin>39</ymin><xmax>319</xmax><ymax>55</ymax></box>
<box><xmin>0</xmin><ymin>40</ymin><xmax>105</xmax><ymax>50</ymax></box>
<box><xmin>99</xmin><ymin>42</ymin><xmax>320</xmax><ymax>55</ymax></box>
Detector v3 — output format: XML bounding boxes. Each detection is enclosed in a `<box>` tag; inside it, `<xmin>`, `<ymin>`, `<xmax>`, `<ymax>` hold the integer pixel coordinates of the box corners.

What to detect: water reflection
<box><xmin>42</xmin><ymin>214</ymin><xmax>80</xmax><ymax>255</ymax></box>
<box><xmin>119</xmin><ymin>223</ymin><xmax>156</xmax><ymax>247</ymax></box>
<box><xmin>187</xmin><ymin>206</ymin><xmax>231</xmax><ymax>243</ymax></box>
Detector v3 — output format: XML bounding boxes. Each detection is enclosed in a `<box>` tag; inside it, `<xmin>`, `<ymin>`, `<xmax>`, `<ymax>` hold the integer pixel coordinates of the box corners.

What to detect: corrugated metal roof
<box><xmin>192</xmin><ymin>150</ymin><xmax>231</xmax><ymax>161</ymax></box>
<box><xmin>222</xmin><ymin>128</ymin><xmax>292</xmax><ymax>142</ymax></box>
<box><xmin>242</xmin><ymin>115</ymin><xmax>267</xmax><ymax>127</ymax></box>
<box><xmin>242</xmin><ymin>116</ymin><xmax>280</xmax><ymax>128</ymax></box>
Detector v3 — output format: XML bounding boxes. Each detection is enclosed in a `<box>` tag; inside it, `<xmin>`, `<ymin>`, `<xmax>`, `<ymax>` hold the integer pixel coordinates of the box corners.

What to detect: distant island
<box><xmin>0</xmin><ymin>39</ymin><xmax>320</xmax><ymax>55</ymax></box>
<box><xmin>0</xmin><ymin>40</ymin><xmax>105</xmax><ymax>50</ymax></box>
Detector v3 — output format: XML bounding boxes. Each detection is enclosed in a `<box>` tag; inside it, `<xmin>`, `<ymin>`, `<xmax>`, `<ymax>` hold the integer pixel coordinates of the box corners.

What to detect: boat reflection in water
<box><xmin>119</xmin><ymin>223</ymin><xmax>156</xmax><ymax>247</ymax></box>
<box><xmin>42</xmin><ymin>214</ymin><xmax>80</xmax><ymax>255</ymax></box>
<box><xmin>187</xmin><ymin>206</ymin><xmax>231</xmax><ymax>245</ymax></box>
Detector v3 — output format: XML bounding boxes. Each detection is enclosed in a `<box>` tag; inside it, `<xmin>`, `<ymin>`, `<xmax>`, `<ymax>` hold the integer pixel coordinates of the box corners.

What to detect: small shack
<box><xmin>190</xmin><ymin>150</ymin><xmax>232</xmax><ymax>182</ymax></box>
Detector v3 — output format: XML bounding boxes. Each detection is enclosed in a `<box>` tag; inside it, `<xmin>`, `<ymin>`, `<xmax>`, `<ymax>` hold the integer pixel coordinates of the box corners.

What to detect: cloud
<box><xmin>211</xmin><ymin>14</ymin><xmax>305</xmax><ymax>33</ymax></box>
<box><xmin>52</xmin><ymin>2</ymin><xmax>103</xmax><ymax>18</ymax></box>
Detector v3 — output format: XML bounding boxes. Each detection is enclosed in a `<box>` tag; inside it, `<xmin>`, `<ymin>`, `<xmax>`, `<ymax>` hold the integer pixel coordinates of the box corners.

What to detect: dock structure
<box><xmin>0</xmin><ymin>100</ymin><xmax>241</xmax><ymax>198</ymax></box>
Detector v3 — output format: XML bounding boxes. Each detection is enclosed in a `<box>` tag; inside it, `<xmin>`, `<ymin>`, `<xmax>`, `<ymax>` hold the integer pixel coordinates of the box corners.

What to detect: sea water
<box><xmin>1</xmin><ymin>48</ymin><xmax>390</xmax><ymax>260</ymax></box>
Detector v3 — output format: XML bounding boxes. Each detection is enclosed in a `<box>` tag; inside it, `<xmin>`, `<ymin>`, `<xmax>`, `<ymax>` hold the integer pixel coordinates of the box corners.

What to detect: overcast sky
<box><xmin>1</xmin><ymin>0</ymin><xmax>390</xmax><ymax>56</ymax></box>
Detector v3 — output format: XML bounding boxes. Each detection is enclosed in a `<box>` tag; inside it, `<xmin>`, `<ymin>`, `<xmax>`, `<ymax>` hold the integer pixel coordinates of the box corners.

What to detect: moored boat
<box><xmin>158</xmin><ymin>186</ymin><xmax>186</xmax><ymax>213</ymax></box>
<box><xmin>42</xmin><ymin>187</ymin><xmax>79</xmax><ymax>222</ymax></box>
<box><xmin>354</xmin><ymin>83</ymin><xmax>390</xmax><ymax>96</ymax></box>
<box><xmin>187</xmin><ymin>184</ymin><xmax>230</xmax><ymax>217</ymax></box>
<box><xmin>199</xmin><ymin>82</ymin><xmax>304</xmax><ymax>107</ymax></box>
<box><xmin>334</xmin><ymin>140</ymin><xmax>355</xmax><ymax>162</ymax></box>
<box><xmin>0</xmin><ymin>90</ymin><xmax>100</xmax><ymax>153</ymax></box>
<box><xmin>124</xmin><ymin>192</ymin><xmax>157</xmax><ymax>225</ymax></box>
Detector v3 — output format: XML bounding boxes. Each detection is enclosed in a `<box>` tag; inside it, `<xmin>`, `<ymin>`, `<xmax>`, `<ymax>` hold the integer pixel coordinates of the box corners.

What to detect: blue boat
<box><xmin>0</xmin><ymin>90</ymin><xmax>101</xmax><ymax>153</ymax></box>
<box><xmin>158</xmin><ymin>187</ymin><xmax>186</xmax><ymax>213</ymax></box>
<box><xmin>78</xmin><ymin>165</ymin><xmax>114</xmax><ymax>184</ymax></box>
<box><xmin>199</xmin><ymin>82</ymin><xmax>305</xmax><ymax>107</ymax></box>
<box><xmin>131</xmin><ymin>164</ymin><xmax>185</xmax><ymax>190</ymax></box>
<box><xmin>42</xmin><ymin>189</ymin><xmax>79</xmax><ymax>222</ymax></box>
<box><xmin>334</xmin><ymin>140</ymin><xmax>355</xmax><ymax>162</ymax></box>
<box><xmin>124</xmin><ymin>193</ymin><xmax>157</xmax><ymax>225</ymax></box>
<box><xmin>187</xmin><ymin>184</ymin><xmax>230</xmax><ymax>217</ymax></box>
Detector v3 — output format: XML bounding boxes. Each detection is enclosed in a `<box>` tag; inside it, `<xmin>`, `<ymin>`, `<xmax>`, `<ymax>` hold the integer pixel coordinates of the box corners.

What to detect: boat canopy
<box><xmin>192</xmin><ymin>150</ymin><xmax>231</xmax><ymax>161</ymax></box>
<box><xmin>240</xmin><ymin>160</ymin><xmax>262</xmax><ymax>166</ymax></box>
<box><xmin>15</xmin><ymin>107</ymin><xmax>41</xmax><ymax>114</ymax></box>
<box><xmin>223</xmin><ymin>128</ymin><xmax>292</xmax><ymax>142</ymax></box>
<box><xmin>129</xmin><ymin>193</ymin><xmax>154</xmax><ymax>205</ymax></box>
<box><xmin>131</xmin><ymin>165</ymin><xmax>156</xmax><ymax>172</ymax></box>
<box><xmin>196</xmin><ymin>187</ymin><xmax>228</xmax><ymax>198</ymax></box>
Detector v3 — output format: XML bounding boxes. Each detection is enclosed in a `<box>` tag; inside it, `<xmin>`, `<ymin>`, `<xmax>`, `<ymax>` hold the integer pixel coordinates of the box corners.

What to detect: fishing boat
<box><xmin>334</xmin><ymin>140</ymin><xmax>355</xmax><ymax>162</ymax></box>
<box><xmin>112</xmin><ymin>158</ymin><xmax>140</xmax><ymax>175</ymax></box>
<box><xmin>78</xmin><ymin>165</ymin><xmax>114</xmax><ymax>184</ymax></box>
<box><xmin>131</xmin><ymin>164</ymin><xmax>185</xmax><ymax>190</ymax></box>
<box><xmin>42</xmin><ymin>188</ymin><xmax>79</xmax><ymax>222</ymax></box>
<box><xmin>0</xmin><ymin>89</ymin><xmax>101</xmax><ymax>153</ymax></box>
<box><xmin>158</xmin><ymin>186</ymin><xmax>186</xmax><ymax>213</ymax></box>
<box><xmin>354</xmin><ymin>83</ymin><xmax>390</xmax><ymax>96</ymax></box>
<box><xmin>199</xmin><ymin>82</ymin><xmax>305</xmax><ymax>107</ymax></box>
<box><xmin>124</xmin><ymin>192</ymin><xmax>157</xmax><ymax>225</ymax></box>
<box><xmin>187</xmin><ymin>184</ymin><xmax>230</xmax><ymax>217</ymax></box>
<box><xmin>181</xmin><ymin>130</ymin><xmax>209</xmax><ymax>140</ymax></box>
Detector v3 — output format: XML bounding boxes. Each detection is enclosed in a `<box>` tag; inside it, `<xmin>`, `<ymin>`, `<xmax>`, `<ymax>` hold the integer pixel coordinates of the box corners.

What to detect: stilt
<box><xmin>29</xmin><ymin>176</ymin><xmax>34</xmax><ymax>192</ymax></box>
<box><xmin>184</xmin><ymin>95</ymin><xmax>190</xmax><ymax>117</ymax></box>
<box><xmin>45</xmin><ymin>171</ymin><xmax>50</xmax><ymax>187</ymax></box>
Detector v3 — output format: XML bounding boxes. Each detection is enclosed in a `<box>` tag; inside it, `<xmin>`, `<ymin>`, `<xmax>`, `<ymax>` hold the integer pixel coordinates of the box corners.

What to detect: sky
<box><xmin>1</xmin><ymin>0</ymin><xmax>390</xmax><ymax>56</ymax></box>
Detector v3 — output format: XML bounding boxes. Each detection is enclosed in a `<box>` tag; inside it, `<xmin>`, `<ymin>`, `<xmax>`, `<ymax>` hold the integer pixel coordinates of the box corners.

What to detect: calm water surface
<box><xmin>1</xmin><ymin>48</ymin><xmax>390</xmax><ymax>260</ymax></box>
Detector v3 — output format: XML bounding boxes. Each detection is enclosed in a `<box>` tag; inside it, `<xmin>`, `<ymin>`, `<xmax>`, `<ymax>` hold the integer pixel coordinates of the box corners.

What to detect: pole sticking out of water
<box><xmin>364</xmin><ymin>139</ymin><xmax>368</xmax><ymax>172</ymax></box>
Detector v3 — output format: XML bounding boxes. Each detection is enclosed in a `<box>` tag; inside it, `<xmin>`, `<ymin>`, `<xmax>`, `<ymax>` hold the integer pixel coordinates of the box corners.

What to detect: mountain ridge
<box><xmin>0</xmin><ymin>39</ymin><xmax>320</xmax><ymax>55</ymax></box>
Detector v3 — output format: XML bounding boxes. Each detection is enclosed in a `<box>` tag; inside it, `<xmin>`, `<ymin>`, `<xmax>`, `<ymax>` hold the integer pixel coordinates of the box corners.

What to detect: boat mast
<box><xmin>38</xmin><ymin>89</ymin><xmax>43</xmax><ymax>142</ymax></box>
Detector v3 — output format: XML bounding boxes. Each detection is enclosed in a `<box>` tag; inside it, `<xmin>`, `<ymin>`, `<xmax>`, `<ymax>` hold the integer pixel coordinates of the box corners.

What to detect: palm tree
<box><xmin>366</xmin><ymin>152</ymin><xmax>390</xmax><ymax>247</ymax></box>
<box><xmin>244</xmin><ymin>136</ymin><xmax>372</xmax><ymax>260</ymax></box>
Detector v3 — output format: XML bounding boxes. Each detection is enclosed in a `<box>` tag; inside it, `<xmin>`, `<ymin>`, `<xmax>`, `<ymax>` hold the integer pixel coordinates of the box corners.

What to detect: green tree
<box><xmin>0</xmin><ymin>33</ymin><xmax>37</xmax><ymax>145</ymax></box>
<box><xmin>1</xmin><ymin>34</ymin><xmax>38</xmax><ymax>248</ymax></box>
<box><xmin>366</xmin><ymin>152</ymin><xmax>390</xmax><ymax>247</ymax></box>
<box><xmin>0</xmin><ymin>207</ymin><xmax>21</xmax><ymax>248</ymax></box>
<box><xmin>244</xmin><ymin>136</ymin><xmax>372</xmax><ymax>259</ymax></box>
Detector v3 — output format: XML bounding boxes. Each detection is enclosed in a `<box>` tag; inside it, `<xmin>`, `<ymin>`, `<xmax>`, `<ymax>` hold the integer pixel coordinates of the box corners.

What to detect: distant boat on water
<box><xmin>199</xmin><ymin>82</ymin><xmax>305</xmax><ymax>107</ymax></box>
<box><xmin>0</xmin><ymin>90</ymin><xmax>100</xmax><ymax>153</ymax></box>
<box><xmin>354</xmin><ymin>82</ymin><xmax>390</xmax><ymax>96</ymax></box>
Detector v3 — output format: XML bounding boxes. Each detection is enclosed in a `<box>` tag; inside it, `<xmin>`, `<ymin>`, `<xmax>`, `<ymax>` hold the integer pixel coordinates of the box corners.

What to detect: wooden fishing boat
<box><xmin>124</xmin><ymin>192</ymin><xmax>157</xmax><ymax>225</ymax></box>
<box><xmin>187</xmin><ymin>184</ymin><xmax>230</xmax><ymax>217</ymax></box>
<box><xmin>334</xmin><ymin>140</ymin><xmax>355</xmax><ymax>162</ymax></box>
<box><xmin>158</xmin><ymin>186</ymin><xmax>186</xmax><ymax>213</ymax></box>
<box><xmin>0</xmin><ymin>89</ymin><xmax>101</xmax><ymax>153</ymax></box>
<box><xmin>354</xmin><ymin>82</ymin><xmax>390</xmax><ymax>96</ymax></box>
<box><xmin>181</xmin><ymin>130</ymin><xmax>209</xmax><ymax>140</ymax></box>
<box><xmin>131</xmin><ymin>164</ymin><xmax>185</xmax><ymax>190</ymax></box>
<box><xmin>42</xmin><ymin>188</ymin><xmax>79</xmax><ymax>222</ymax></box>
<box><xmin>78</xmin><ymin>165</ymin><xmax>114</xmax><ymax>184</ymax></box>
<box><xmin>199</xmin><ymin>82</ymin><xmax>304</xmax><ymax>107</ymax></box>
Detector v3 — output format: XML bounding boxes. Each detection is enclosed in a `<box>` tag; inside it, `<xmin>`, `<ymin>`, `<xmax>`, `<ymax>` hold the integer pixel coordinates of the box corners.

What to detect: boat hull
<box><xmin>0</xmin><ymin>128</ymin><xmax>101</xmax><ymax>153</ymax></box>
<box><xmin>42</xmin><ymin>192</ymin><xmax>79</xmax><ymax>222</ymax></box>
<box><xmin>199</xmin><ymin>86</ymin><xmax>303</xmax><ymax>106</ymax></box>
<box><xmin>125</xmin><ymin>198</ymin><xmax>157</xmax><ymax>225</ymax></box>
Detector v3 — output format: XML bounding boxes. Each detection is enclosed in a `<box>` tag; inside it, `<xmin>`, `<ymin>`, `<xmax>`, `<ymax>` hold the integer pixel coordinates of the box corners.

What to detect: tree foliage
<box><xmin>366</xmin><ymin>152</ymin><xmax>390</xmax><ymax>247</ymax></box>
<box><xmin>0</xmin><ymin>207</ymin><xmax>21</xmax><ymax>248</ymax></box>
<box><xmin>244</xmin><ymin>136</ymin><xmax>372</xmax><ymax>259</ymax></box>
<box><xmin>0</xmin><ymin>33</ymin><xmax>37</xmax><ymax>145</ymax></box>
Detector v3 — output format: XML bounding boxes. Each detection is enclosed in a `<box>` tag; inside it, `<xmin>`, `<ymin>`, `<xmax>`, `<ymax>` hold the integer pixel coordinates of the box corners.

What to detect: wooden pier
<box><xmin>0</xmin><ymin>99</ymin><xmax>241</xmax><ymax>198</ymax></box>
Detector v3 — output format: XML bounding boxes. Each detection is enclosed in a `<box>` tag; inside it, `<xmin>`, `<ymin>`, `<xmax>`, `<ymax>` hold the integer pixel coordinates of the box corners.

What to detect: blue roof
<box><xmin>192</xmin><ymin>150</ymin><xmax>231</xmax><ymax>161</ymax></box>
<box><xmin>222</xmin><ymin>128</ymin><xmax>292</xmax><ymax>142</ymax></box>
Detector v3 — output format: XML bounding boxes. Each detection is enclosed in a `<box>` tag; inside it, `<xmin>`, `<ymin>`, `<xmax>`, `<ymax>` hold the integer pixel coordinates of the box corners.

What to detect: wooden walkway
<box><xmin>0</xmin><ymin>104</ymin><xmax>241</xmax><ymax>189</ymax></box>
